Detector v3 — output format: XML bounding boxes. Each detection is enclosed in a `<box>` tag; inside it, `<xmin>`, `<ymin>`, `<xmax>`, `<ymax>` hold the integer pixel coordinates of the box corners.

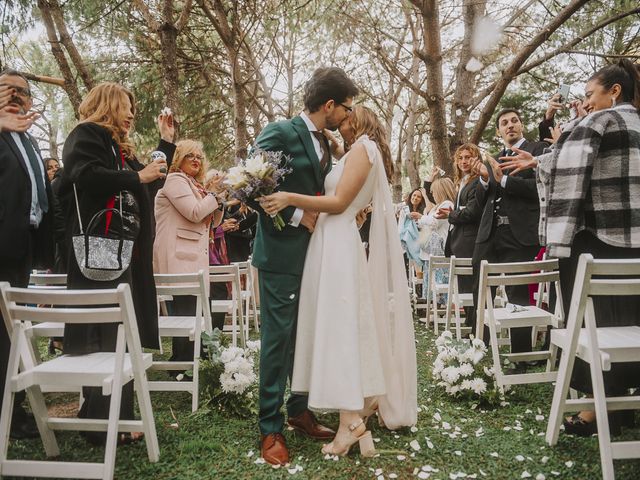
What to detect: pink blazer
<box><xmin>153</xmin><ymin>172</ymin><xmax>221</xmax><ymax>286</ymax></box>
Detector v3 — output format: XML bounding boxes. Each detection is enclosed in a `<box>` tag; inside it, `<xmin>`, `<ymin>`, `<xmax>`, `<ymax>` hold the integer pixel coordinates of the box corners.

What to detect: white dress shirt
<box><xmin>479</xmin><ymin>137</ymin><xmax>526</xmax><ymax>190</ymax></box>
<box><xmin>289</xmin><ymin>111</ymin><xmax>324</xmax><ymax>227</ymax></box>
<box><xmin>10</xmin><ymin>131</ymin><xmax>45</xmax><ymax>226</ymax></box>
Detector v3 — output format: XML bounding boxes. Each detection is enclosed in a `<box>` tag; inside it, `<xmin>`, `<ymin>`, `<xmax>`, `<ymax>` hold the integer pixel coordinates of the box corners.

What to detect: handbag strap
<box><xmin>73</xmin><ymin>145</ymin><xmax>124</xmax><ymax>236</ymax></box>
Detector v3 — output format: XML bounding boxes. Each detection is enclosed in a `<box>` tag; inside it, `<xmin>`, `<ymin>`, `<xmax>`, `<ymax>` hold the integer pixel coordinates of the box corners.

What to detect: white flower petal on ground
<box><xmin>565</xmin><ymin>461</ymin><xmax>573</xmax><ymax>468</ymax></box>
<box><xmin>389</xmin><ymin>474</ymin><xmax>398</xmax><ymax>479</ymax></box>
<box><xmin>397</xmin><ymin>455</ymin><xmax>406</xmax><ymax>461</ymax></box>
<box><xmin>433</xmin><ymin>412</ymin><xmax>442</xmax><ymax>422</ymax></box>
<box><xmin>410</xmin><ymin>439</ymin><xmax>421</xmax><ymax>451</ymax></box>
<box><xmin>541</xmin><ymin>456</ymin><xmax>549</xmax><ymax>464</ymax></box>
<box><xmin>551</xmin><ymin>472</ymin><xmax>560</xmax><ymax>476</ymax></box>
<box><xmin>535</xmin><ymin>474</ymin><xmax>545</xmax><ymax>480</ymax></box>
<box><xmin>442</xmin><ymin>421</ymin><xmax>452</xmax><ymax>430</ymax></box>
<box><xmin>479</xmin><ymin>469</ymin><xmax>487</xmax><ymax>477</ymax></box>
<box><xmin>521</xmin><ymin>472</ymin><xmax>531</xmax><ymax>479</ymax></box>
<box><xmin>426</xmin><ymin>439</ymin><xmax>434</xmax><ymax>449</ymax></box>
<box><xmin>411</xmin><ymin>426</ymin><xmax>419</xmax><ymax>433</ymax></box>
<box><xmin>490</xmin><ymin>452</ymin><xmax>499</xmax><ymax>458</ymax></box>
<box><xmin>254</xmin><ymin>457</ymin><xmax>266</xmax><ymax>465</ymax></box>
<box><xmin>515</xmin><ymin>455</ymin><xmax>525</xmax><ymax>461</ymax></box>
<box><xmin>455</xmin><ymin>450</ymin><xmax>462</xmax><ymax>456</ymax></box>
<box><xmin>419</xmin><ymin>472</ymin><xmax>431</xmax><ymax>479</ymax></box>
<box><xmin>535</xmin><ymin>415</ymin><xmax>545</xmax><ymax>421</ymax></box>
<box><xmin>247</xmin><ymin>450</ymin><xmax>254</xmax><ymax>457</ymax></box>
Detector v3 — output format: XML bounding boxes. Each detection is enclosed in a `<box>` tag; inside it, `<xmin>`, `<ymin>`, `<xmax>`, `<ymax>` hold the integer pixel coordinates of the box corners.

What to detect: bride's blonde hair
<box><xmin>78</xmin><ymin>82</ymin><xmax>136</xmax><ymax>158</ymax></box>
<box><xmin>349</xmin><ymin>105</ymin><xmax>394</xmax><ymax>182</ymax></box>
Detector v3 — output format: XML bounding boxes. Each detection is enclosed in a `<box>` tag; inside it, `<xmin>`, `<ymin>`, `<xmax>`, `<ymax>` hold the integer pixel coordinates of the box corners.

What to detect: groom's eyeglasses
<box><xmin>340</xmin><ymin>103</ymin><xmax>353</xmax><ymax>113</ymax></box>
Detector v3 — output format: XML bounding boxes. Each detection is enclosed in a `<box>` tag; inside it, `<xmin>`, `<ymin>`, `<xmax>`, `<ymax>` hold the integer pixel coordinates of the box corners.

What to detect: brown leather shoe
<box><xmin>287</xmin><ymin>410</ymin><xmax>335</xmax><ymax>440</ymax></box>
<box><xmin>260</xmin><ymin>432</ymin><xmax>289</xmax><ymax>466</ymax></box>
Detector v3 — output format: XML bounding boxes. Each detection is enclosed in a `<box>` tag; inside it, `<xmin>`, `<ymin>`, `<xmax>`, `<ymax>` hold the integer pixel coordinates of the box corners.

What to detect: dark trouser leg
<box><xmin>470</xmin><ymin>240</ymin><xmax>495</xmax><ymax>336</ymax></box>
<box><xmin>210</xmin><ymin>282</ymin><xmax>229</xmax><ymax>332</ymax></box>
<box><xmin>0</xmin><ymin>240</ymin><xmax>33</xmax><ymax>431</ymax></box>
<box><xmin>168</xmin><ymin>296</ymin><xmax>198</xmax><ymax>362</ymax></box>
<box><xmin>257</xmin><ymin>270</ymin><xmax>307</xmax><ymax>435</ymax></box>
<box><xmin>493</xmin><ymin>225</ymin><xmax>540</xmax><ymax>354</ymax></box>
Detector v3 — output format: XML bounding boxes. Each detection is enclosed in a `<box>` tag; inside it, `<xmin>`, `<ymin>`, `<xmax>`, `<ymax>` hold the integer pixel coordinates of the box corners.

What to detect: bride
<box><xmin>262</xmin><ymin>106</ymin><xmax>417</xmax><ymax>457</ymax></box>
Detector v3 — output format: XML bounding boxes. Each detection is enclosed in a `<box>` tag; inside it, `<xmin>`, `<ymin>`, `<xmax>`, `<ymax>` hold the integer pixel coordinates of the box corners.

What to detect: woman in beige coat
<box><xmin>154</xmin><ymin>139</ymin><xmax>223</xmax><ymax>365</ymax></box>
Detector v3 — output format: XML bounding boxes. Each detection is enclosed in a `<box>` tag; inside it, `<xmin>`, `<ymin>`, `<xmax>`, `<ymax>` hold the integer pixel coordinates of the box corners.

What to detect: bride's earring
<box><xmin>611</xmin><ymin>97</ymin><xmax>617</xmax><ymax>108</ymax></box>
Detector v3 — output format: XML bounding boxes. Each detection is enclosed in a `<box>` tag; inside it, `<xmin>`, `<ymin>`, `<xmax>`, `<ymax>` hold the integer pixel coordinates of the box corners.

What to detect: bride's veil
<box><xmin>359</xmin><ymin>135</ymin><xmax>417</xmax><ymax>429</ymax></box>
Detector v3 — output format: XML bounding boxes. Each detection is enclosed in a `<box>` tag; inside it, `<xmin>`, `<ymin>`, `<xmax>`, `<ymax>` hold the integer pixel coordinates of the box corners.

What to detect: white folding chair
<box><xmin>444</xmin><ymin>256</ymin><xmax>474</xmax><ymax>340</ymax></box>
<box><xmin>476</xmin><ymin>259</ymin><xmax>564</xmax><ymax>392</ymax></box>
<box><xmin>210</xmin><ymin>265</ymin><xmax>245</xmax><ymax>347</ymax></box>
<box><xmin>27</xmin><ymin>273</ymin><xmax>67</xmax><ymax>340</ymax></box>
<box><xmin>425</xmin><ymin>256</ymin><xmax>450</xmax><ymax>334</ymax></box>
<box><xmin>233</xmin><ymin>261</ymin><xmax>259</xmax><ymax>333</ymax></box>
<box><xmin>546</xmin><ymin>254</ymin><xmax>640</xmax><ymax>480</ymax></box>
<box><xmin>0</xmin><ymin>282</ymin><xmax>158</xmax><ymax>480</ymax></box>
<box><xmin>151</xmin><ymin>270</ymin><xmax>210</xmax><ymax>412</ymax></box>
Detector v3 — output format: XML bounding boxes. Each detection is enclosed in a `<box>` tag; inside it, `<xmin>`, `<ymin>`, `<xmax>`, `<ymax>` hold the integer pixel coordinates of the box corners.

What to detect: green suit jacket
<box><xmin>251</xmin><ymin>116</ymin><xmax>331</xmax><ymax>275</ymax></box>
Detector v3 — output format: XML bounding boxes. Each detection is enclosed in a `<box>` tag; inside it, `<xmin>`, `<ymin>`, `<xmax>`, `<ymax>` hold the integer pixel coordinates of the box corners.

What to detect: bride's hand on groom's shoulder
<box><xmin>260</xmin><ymin>192</ymin><xmax>290</xmax><ymax>216</ymax></box>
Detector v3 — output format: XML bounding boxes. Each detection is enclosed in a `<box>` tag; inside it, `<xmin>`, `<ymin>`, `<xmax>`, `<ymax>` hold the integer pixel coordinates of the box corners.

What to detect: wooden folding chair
<box><xmin>210</xmin><ymin>265</ymin><xmax>245</xmax><ymax>347</ymax></box>
<box><xmin>0</xmin><ymin>282</ymin><xmax>158</xmax><ymax>480</ymax></box>
<box><xmin>444</xmin><ymin>256</ymin><xmax>474</xmax><ymax>340</ymax></box>
<box><xmin>151</xmin><ymin>270</ymin><xmax>210</xmax><ymax>412</ymax></box>
<box><xmin>546</xmin><ymin>254</ymin><xmax>640</xmax><ymax>480</ymax></box>
<box><xmin>233</xmin><ymin>261</ymin><xmax>259</xmax><ymax>333</ymax></box>
<box><xmin>476</xmin><ymin>259</ymin><xmax>564</xmax><ymax>392</ymax></box>
<box><xmin>425</xmin><ymin>256</ymin><xmax>450</xmax><ymax>334</ymax></box>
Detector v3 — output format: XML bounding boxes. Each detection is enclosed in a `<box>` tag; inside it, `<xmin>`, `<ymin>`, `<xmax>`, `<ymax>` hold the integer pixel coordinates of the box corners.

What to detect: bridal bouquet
<box><xmin>224</xmin><ymin>149</ymin><xmax>292</xmax><ymax>230</ymax></box>
<box><xmin>432</xmin><ymin>331</ymin><xmax>503</xmax><ymax>406</ymax></box>
<box><xmin>200</xmin><ymin>329</ymin><xmax>260</xmax><ymax>418</ymax></box>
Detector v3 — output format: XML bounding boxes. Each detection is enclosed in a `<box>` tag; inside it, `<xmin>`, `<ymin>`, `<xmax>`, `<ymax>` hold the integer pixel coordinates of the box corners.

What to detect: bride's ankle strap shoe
<box><xmin>321</xmin><ymin>420</ymin><xmax>376</xmax><ymax>458</ymax></box>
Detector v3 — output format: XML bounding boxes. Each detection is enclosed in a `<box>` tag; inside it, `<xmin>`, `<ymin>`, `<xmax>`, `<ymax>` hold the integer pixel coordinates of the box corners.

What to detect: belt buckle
<box><xmin>496</xmin><ymin>215</ymin><xmax>509</xmax><ymax>226</ymax></box>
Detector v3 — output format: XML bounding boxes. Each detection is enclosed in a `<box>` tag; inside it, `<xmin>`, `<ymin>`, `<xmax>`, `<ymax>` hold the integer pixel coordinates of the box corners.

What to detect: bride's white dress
<box><xmin>291</xmin><ymin>135</ymin><xmax>417</xmax><ymax>429</ymax></box>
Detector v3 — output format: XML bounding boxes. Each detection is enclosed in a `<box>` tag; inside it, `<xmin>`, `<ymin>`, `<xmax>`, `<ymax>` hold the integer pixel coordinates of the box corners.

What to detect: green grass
<box><xmin>7</xmin><ymin>323</ymin><xmax>640</xmax><ymax>479</ymax></box>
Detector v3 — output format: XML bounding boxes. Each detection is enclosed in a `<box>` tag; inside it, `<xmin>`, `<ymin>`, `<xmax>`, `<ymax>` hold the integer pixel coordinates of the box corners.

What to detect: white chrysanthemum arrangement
<box><xmin>432</xmin><ymin>331</ymin><xmax>503</xmax><ymax>406</ymax></box>
<box><xmin>200</xmin><ymin>330</ymin><xmax>260</xmax><ymax>417</ymax></box>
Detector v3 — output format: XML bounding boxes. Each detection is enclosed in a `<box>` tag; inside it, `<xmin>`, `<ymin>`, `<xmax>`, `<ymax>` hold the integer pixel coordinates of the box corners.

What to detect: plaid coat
<box><xmin>536</xmin><ymin>103</ymin><xmax>640</xmax><ymax>258</ymax></box>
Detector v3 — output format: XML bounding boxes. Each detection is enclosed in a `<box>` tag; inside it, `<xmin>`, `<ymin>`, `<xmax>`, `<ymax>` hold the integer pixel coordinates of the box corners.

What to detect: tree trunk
<box><xmin>37</xmin><ymin>0</ymin><xmax>82</xmax><ymax>116</ymax></box>
<box><xmin>412</xmin><ymin>0</ymin><xmax>451</xmax><ymax>173</ymax></box>
<box><xmin>449</xmin><ymin>0</ymin><xmax>486</xmax><ymax>155</ymax></box>
<box><xmin>159</xmin><ymin>22</ymin><xmax>182</xmax><ymax>137</ymax></box>
<box><xmin>49</xmin><ymin>0</ymin><xmax>94</xmax><ymax>91</ymax></box>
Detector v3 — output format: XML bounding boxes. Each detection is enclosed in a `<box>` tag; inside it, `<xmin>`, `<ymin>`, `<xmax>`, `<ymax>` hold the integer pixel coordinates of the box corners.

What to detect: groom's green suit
<box><xmin>252</xmin><ymin>115</ymin><xmax>332</xmax><ymax>434</ymax></box>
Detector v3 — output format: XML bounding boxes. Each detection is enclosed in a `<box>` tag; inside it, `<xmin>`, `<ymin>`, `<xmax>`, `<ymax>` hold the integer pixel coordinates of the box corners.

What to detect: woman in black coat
<box><xmin>60</xmin><ymin>82</ymin><xmax>175</xmax><ymax>444</ymax></box>
<box><xmin>439</xmin><ymin>144</ymin><xmax>482</xmax><ymax>326</ymax></box>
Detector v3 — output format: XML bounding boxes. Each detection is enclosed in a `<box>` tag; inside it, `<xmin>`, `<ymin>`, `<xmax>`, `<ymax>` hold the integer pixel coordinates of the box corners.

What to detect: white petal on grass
<box><xmin>411</xmin><ymin>426</ymin><xmax>419</xmax><ymax>433</ymax></box>
<box><xmin>535</xmin><ymin>415</ymin><xmax>545</xmax><ymax>421</ymax></box>
<box><xmin>397</xmin><ymin>455</ymin><xmax>406</xmax><ymax>461</ymax></box>
<box><xmin>375</xmin><ymin>468</ymin><xmax>383</xmax><ymax>476</ymax></box>
<box><xmin>455</xmin><ymin>450</ymin><xmax>462</xmax><ymax>456</ymax></box>
<box><xmin>541</xmin><ymin>456</ymin><xmax>549</xmax><ymax>464</ymax></box>
<box><xmin>426</xmin><ymin>439</ymin><xmax>434</xmax><ymax>449</ymax></box>
<box><xmin>515</xmin><ymin>455</ymin><xmax>525</xmax><ymax>462</ymax></box>
<box><xmin>521</xmin><ymin>472</ymin><xmax>532</xmax><ymax>479</ymax></box>
<box><xmin>442</xmin><ymin>421</ymin><xmax>452</xmax><ymax>430</ymax></box>
<box><xmin>254</xmin><ymin>457</ymin><xmax>266</xmax><ymax>465</ymax></box>
<box><xmin>247</xmin><ymin>450</ymin><xmax>254</xmax><ymax>457</ymax></box>
<box><xmin>471</xmin><ymin>15</ymin><xmax>502</xmax><ymax>55</ymax></box>
<box><xmin>418</xmin><ymin>472</ymin><xmax>430</xmax><ymax>479</ymax></box>
<box><xmin>410</xmin><ymin>439</ymin><xmax>421</xmax><ymax>451</ymax></box>
<box><xmin>536</xmin><ymin>474</ymin><xmax>546</xmax><ymax>480</ymax></box>
<box><xmin>490</xmin><ymin>452</ymin><xmax>499</xmax><ymax>458</ymax></box>
<box><xmin>433</xmin><ymin>412</ymin><xmax>442</xmax><ymax>422</ymax></box>
<box><xmin>551</xmin><ymin>472</ymin><xmax>560</xmax><ymax>476</ymax></box>
<box><xmin>389</xmin><ymin>475</ymin><xmax>398</xmax><ymax>479</ymax></box>
<box><xmin>565</xmin><ymin>461</ymin><xmax>574</xmax><ymax>468</ymax></box>
<box><xmin>479</xmin><ymin>469</ymin><xmax>488</xmax><ymax>477</ymax></box>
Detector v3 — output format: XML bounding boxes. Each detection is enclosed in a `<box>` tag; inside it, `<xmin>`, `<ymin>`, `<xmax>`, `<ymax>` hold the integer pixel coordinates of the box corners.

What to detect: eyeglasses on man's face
<box><xmin>1</xmin><ymin>83</ymin><xmax>31</xmax><ymax>98</ymax></box>
<box><xmin>340</xmin><ymin>103</ymin><xmax>353</xmax><ymax>113</ymax></box>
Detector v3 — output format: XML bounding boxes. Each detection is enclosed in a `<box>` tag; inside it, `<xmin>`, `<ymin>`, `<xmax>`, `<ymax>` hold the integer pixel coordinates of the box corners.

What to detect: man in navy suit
<box><xmin>0</xmin><ymin>69</ymin><xmax>55</xmax><ymax>439</ymax></box>
<box><xmin>470</xmin><ymin>109</ymin><xmax>548</xmax><ymax>358</ymax></box>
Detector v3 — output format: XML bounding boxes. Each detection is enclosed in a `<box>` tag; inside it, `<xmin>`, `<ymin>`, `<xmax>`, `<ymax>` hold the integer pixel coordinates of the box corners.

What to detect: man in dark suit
<box><xmin>253</xmin><ymin>67</ymin><xmax>358</xmax><ymax>465</ymax></box>
<box><xmin>470</xmin><ymin>109</ymin><xmax>548</xmax><ymax>357</ymax></box>
<box><xmin>0</xmin><ymin>69</ymin><xmax>55</xmax><ymax>439</ymax></box>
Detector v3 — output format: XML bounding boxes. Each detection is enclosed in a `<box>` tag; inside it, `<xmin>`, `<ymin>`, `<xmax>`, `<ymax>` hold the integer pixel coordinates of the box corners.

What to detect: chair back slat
<box><xmin>6</xmin><ymin>287</ymin><xmax>123</xmax><ymax>306</ymax></box>
<box><xmin>484</xmin><ymin>259</ymin><xmax>560</xmax><ymax>274</ymax></box>
<box><xmin>454</xmin><ymin>267</ymin><xmax>473</xmax><ymax>276</ymax></box>
<box><xmin>10</xmin><ymin>306</ymin><xmax>122</xmax><ymax>324</ymax></box>
<box><xmin>29</xmin><ymin>273</ymin><xmax>67</xmax><ymax>286</ymax></box>
<box><xmin>590</xmin><ymin>258</ymin><xmax>640</xmax><ymax>276</ymax></box>
<box><xmin>588</xmin><ymin>279</ymin><xmax>640</xmax><ymax>296</ymax></box>
<box><xmin>486</xmin><ymin>271</ymin><xmax>560</xmax><ymax>287</ymax></box>
<box><xmin>452</xmin><ymin>257</ymin><xmax>472</xmax><ymax>267</ymax></box>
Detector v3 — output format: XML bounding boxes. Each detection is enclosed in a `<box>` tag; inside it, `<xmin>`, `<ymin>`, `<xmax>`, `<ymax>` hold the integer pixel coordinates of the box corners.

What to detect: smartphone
<box><xmin>557</xmin><ymin>84</ymin><xmax>571</xmax><ymax>103</ymax></box>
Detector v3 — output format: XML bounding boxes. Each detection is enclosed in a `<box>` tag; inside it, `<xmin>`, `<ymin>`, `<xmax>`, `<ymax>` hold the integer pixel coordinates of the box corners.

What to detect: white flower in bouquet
<box><xmin>245</xmin><ymin>153</ymin><xmax>268</xmax><ymax>177</ymax></box>
<box><xmin>459</xmin><ymin>362</ymin><xmax>474</xmax><ymax>377</ymax></box>
<box><xmin>220</xmin><ymin>346</ymin><xmax>245</xmax><ymax>364</ymax></box>
<box><xmin>246</xmin><ymin>340</ymin><xmax>261</xmax><ymax>353</ymax></box>
<box><xmin>460</xmin><ymin>379</ymin><xmax>474</xmax><ymax>391</ymax></box>
<box><xmin>445</xmin><ymin>384</ymin><xmax>460</xmax><ymax>395</ymax></box>
<box><xmin>226</xmin><ymin>166</ymin><xmax>247</xmax><ymax>188</ymax></box>
<box><xmin>483</xmin><ymin>366</ymin><xmax>495</xmax><ymax>377</ymax></box>
<box><xmin>435</xmin><ymin>330</ymin><xmax>453</xmax><ymax>347</ymax></box>
<box><xmin>471</xmin><ymin>338</ymin><xmax>486</xmax><ymax>350</ymax></box>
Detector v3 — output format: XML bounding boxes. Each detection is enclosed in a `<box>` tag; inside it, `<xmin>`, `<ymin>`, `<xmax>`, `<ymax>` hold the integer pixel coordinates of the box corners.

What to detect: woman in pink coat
<box><xmin>154</xmin><ymin>139</ymin><xmax>223</xmax><ymax>365</ymax></box>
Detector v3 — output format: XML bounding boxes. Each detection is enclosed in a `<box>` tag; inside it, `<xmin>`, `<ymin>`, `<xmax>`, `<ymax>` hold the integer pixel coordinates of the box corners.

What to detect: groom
<box><xmin>252</xmin><ymin>67</ymin><xmax>359</xmax><ymax>465</ymax></box>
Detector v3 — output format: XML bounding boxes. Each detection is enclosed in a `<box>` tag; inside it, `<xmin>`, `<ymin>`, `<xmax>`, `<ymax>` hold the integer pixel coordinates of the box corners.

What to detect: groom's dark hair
<box><xmin>303</xmin><ymin>67</ymin><xmax>359</xmax><ymax>113</ymax></box>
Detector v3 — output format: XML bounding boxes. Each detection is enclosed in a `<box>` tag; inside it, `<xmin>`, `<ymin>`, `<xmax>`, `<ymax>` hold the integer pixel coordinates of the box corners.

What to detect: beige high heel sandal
<box><xmin>321</xmin><ymin>419</ymin><xmax>376</xmax><ymax>458</ymax></box>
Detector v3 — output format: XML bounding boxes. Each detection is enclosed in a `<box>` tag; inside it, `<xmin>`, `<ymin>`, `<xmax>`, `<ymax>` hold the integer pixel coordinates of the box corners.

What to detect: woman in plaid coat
<box><xmin>501</xmin><ymin>59</ymin><xmax>640</xmax><ymax>436</ymax></box>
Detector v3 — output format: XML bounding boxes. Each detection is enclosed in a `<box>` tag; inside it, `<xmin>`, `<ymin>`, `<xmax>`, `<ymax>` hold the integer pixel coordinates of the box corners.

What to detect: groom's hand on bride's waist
<box><xmin>300</xmin><ymin>211</ymin><xmax>318</xmax><ymax>233</ymax></box>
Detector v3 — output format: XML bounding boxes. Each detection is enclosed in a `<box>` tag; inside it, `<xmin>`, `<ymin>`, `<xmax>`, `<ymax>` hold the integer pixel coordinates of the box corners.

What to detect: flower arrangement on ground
<box><xmin>200</xmin><ymin>328</ymin><xmax>260</xmax><ymax>417</ymax></box>
<box><xmin>432</xmin><ymin>330</ymin><xmax>503</xmax><ymax>406</ymax></box>
<box><xmin>224</xmin><ymin>149</ymin><xmax>292</xmax><ymax>230</ymax></box>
